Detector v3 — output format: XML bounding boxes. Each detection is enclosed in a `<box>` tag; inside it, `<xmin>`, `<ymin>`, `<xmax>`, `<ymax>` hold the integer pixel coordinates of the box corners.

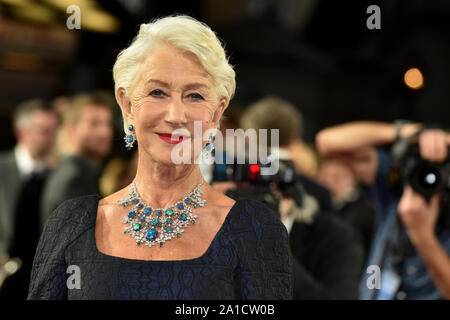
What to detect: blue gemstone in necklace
<box><xmin>146</xmin><ymin>228</ymin><xmax>158</xmax><ymax>241</ymax></box>
<box><xmin>151</xmin><ymin>218</ymin><xmax>159</xmax><ymax>227</ymax></box>
<box><xmin>156</xmin><ymin>210</ymin><xmax>162</xmax><ymax>216</ymax></box>
<box><xmin>143</xmin><ymin>208</ymin><xmax>151</xmax><ymax>215</ymax></box>
<box><xmin>177</xmin><ymin>203</ymin><xmax>184</xmax><ymax>210</ymax></box>
<box><xmin>165</xmin><ymin>208</ymin><xmax>174</xmax><ymax>217</ymax></box>
<box><xmin>180</xmin><ymin>213</ymin><xmax>188</xmax><ymax>221</ymax></box>
<box><xmin>128</xmin><ymin>211</ymin><xmax>136</xmax><ymax>218</ymax></box>
<box><xmin>166</xmin><ymin>226</ymin><xmax>173</xmax><ymax>234</ymax></box>
<box><xmin>133</xmin><ymin>223</ymin><xmax>141</xmax><ymax>231</ymax></box>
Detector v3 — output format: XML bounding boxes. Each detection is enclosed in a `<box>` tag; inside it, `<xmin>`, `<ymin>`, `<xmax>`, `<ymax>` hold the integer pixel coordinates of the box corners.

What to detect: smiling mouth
<box><xmin>155</xmin><ymin>132</ymin><xmax>189</xmax><ymax>144</ymax></box>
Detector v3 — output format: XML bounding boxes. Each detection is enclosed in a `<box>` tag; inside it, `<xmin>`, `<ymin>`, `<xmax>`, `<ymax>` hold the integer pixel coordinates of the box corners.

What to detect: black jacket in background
<box><xmin>226</xmin><ymin>181</ymin><xmax>363</xmax><ymax>299</ymax></box>
<box><xmin>290</xmin><ymin>211</ymin><xmax>364</xmax><ymax>299</ymax></box>
<box><xmin>296</xmin><ymin>173</ymin><xmax>332</xmax><ymax>212</ymax></box>
<box><xmin>0</xmin><ymin>170</ymin><xmax>49</xmax><ymax>299</ymax></box>
<box><xmin>40</xmin><ymin>155</ymin><xmax>101</xmax><ymax>231</ymax></box>
<box><xmin>335</xmin><ymin>189</ymin><xmax>376</xmax><ymax>265</ymax></box>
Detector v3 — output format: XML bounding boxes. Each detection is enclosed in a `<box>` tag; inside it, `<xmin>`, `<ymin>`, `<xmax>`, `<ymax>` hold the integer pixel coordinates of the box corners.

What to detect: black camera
<box><xmin>213</xmin><ymin>157</ymin><xmax>304</xmax><ymax>209</ymax></box>
<box><xmin>390</xmin><ymin>137</ymin><xmax>450</xmax><ymax>201</ymax></box>
<box><xmin>403</xmin><ymin>147</ymin><xmax>450</xmax><ymax>201</ymax></box>
<box><xmin>213</xmin><ymin>158</ymin><xmax>296</xmax><ymax>188</ymax></box>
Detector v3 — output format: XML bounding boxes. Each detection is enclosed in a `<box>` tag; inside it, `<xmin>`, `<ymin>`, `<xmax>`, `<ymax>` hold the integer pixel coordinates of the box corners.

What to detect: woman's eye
<box><xmin>150</xmin><ymin>89</ymin><xmax>166</xmax><ymax>98</ymax></box>
<box><xmin>188</xmin><ymin>93</ymin><xmax>204</xmax><ymax>101</ymax></box>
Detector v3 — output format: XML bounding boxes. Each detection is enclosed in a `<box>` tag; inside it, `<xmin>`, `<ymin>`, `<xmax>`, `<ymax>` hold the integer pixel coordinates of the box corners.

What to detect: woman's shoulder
<box><xmin>44</xmin><ymin>194</ymin><xmax>101</xmax><ymax>235</ymax></box>
<box><xmin>230</xmin><ymin>198</ymin><xmax>281</xmax><ymax>226</ymax></box>
<box><xmin>225</xmin><ymin>198</ymin><xmax>288</xmax><ymax>247</ymax></box>
<box><xmin>226</xmin><ymin>198</ymin><xmax>293</xmax><ymax>293</ymax></box>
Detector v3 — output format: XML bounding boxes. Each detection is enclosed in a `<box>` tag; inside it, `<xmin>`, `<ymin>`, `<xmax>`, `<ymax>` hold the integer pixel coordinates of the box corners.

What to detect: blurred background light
<box><xmin>0</xmin><ymin>0</ymin><xmax>30</xmax><ymax>5</ymax></box>
<box><xmin>10</xmin><ymin>2</ymin><xmax>56</xmax><ymax>24</ymax></box>
<box><xmin>0</xmin><ymin>0</ymin><xmax>120</xmax><ymax>33</ymax></box>
<box><xmin>404</xmin><ymin>67</ymin><xmax>424</xmax><ymax>90</ymax></box>
<box><xmin>79</xmin><ymin>8</ymin><xmax>120</xmax><ymax>33</ymax></box>
<box><xmin>42</xmin><ymin>0</ymin><xmax>120</xmax><ymax>33</ymax></box>
<box><xmin>42</xmin><ymin>0</ymin><xmax>96</xmax><ymax>10</ymax></box>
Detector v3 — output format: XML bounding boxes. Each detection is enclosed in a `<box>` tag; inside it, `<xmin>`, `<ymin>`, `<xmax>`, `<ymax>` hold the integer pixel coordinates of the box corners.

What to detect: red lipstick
<box><xmin>156</xmin><ymin>133</ymin><xmax>185</xmax><ymax>144</ymax></box>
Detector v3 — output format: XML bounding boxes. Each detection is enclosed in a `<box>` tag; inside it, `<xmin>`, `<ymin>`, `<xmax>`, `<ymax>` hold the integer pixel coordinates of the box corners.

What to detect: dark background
<box><xmin>1</xmin><ymin>0</ymin><xmax>449</xmax><ymax>150</ymax></box>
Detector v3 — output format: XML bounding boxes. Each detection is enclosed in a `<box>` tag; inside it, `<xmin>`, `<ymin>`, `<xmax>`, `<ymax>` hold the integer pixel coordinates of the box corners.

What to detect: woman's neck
<box><xmin>133</xmin><ymin>154</ymin><xmax>204</xmax><ymax>209</ymax></box>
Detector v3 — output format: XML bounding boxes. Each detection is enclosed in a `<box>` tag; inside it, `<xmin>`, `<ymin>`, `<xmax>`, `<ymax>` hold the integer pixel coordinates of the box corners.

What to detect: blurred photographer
<box><xmin>0</xmin><ymin>99</ymin><xmax>59</xmax><ymax>299</ymax></box>
<box><xmin>239</xmin><ymin>96</ymin><xmax>332</xmax><ymax>211</ymax></box>
<box><xmin>317</xmin><ymin>121</ymin><xmax>450</xmax><ymax>299</ymax></box>
<box><xmin>216</xmin><ymin>97</ymin><xmax>364</xmax><ymax>299</ymax></box>
<box><xmin>317</xmin><ymin>157</ymin><xmax>376</xmax><ymax>265</ymax></box>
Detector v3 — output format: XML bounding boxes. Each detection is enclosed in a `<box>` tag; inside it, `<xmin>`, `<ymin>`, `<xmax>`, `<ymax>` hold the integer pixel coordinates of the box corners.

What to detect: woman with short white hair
<box><xmin>28</xmin><ymin>15</ymin><xmax>293</xmax><ymax>300</ymax></box>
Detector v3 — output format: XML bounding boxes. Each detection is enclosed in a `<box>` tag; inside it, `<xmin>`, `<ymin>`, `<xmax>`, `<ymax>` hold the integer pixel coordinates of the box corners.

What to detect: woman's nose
<box><xmin>164</xmin><ymin>98</ymin><xmax>187</xmax><ymax>125</ymax></box>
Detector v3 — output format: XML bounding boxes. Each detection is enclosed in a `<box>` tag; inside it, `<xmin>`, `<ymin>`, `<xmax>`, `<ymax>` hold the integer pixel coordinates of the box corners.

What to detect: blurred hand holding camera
<box><xmin>398</xmin><ymin>186</ymin><xmax>440</xmax><ymax>245</ymax></box>
<box><xmin>398</xmin><ymin>185</ymin><xmax>450</xmax><ymax>299</ymax></box>
<box><xmin>418</xmin><ymin>129</ymin><xmax>449</xmax><ymax>163</ymax></box>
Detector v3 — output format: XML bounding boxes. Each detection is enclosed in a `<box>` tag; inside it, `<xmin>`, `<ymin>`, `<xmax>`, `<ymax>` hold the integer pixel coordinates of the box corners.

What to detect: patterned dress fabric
<box><xmin>27</xmin><ymin>195</ymin><xmax>293</xmax><ymax>300</ymax></box>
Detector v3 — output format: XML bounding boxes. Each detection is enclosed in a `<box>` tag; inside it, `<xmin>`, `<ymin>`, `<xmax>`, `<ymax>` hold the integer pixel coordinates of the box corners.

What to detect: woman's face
<box><xmin>121</xmin><ymin>46</ymin><xmax>226</xmax><ymax>166</ymax></box>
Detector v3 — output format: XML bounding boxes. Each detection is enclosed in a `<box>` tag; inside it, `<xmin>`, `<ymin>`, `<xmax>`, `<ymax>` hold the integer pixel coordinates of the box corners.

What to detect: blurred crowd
<box><xmin>0</xmin><ymin>91</ymin><xmax>138</xmax><ymax>299</ymax></box>
<box><xmin>0</xmin><ymin>93</ymin><xmax>449</xmax><ymax>300</ymax></box>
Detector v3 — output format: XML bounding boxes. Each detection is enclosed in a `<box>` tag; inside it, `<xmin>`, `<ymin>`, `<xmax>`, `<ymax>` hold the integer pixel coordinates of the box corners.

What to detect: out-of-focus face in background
<box><xmin>317</xmin><ymin>158</ymin><xmax>357</xmax><ymax>203</ymax></box>
<box><xmin>16</xmin><ymin>109</ymin><xmax>59</xmax><ymax>159</ymax></box>
<box><xmin>73</xmin><ymin>103</ymin><xmax>113</xmax><ymax>160</ymax></box>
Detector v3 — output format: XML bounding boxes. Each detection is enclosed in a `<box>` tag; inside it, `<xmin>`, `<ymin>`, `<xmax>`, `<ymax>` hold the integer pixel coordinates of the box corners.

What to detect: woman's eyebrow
<box><xmin>146</xmin><ymin>79</ymin><xmax>170</xmax><ymax>87</ymax></box>
<box><xmin>183</xmin><ymin>83</ymin><xmax>210</xmax><ymax>91</ymax></box>
<box><xmin>146</xmin><ymin>79</ymin><xmax>210</xmax><ymax>92</ymax></box>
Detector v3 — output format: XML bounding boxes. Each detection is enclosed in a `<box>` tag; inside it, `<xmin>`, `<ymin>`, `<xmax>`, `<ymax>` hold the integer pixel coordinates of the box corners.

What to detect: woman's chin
<box><xmin>148</xmin><ymin>152</ymin><xmax>185</xmax><ymax>166</ymax></box>
<box><xmin>143</xmin><ymin>144</ymin><xmax>198</xmax><ymax>166</ymax></box>
<box><xmin>151</xmin><ymin>154</ymin><xmax>178</xmax><ymax>166</ymax></box>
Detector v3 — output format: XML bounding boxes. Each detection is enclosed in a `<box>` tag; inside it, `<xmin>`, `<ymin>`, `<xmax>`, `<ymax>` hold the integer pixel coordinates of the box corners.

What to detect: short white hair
<box><xmin>113</xmin><ymin>15</ymin><xmax>236</xmax><ymax>134</ymax></box>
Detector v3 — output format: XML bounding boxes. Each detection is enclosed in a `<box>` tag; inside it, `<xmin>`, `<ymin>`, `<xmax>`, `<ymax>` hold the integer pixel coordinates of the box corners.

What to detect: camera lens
<box><xmin>424</xmin><ymin>173</ymin><xmax>437</xmax><ymax>185</ymax></box>
<box><xmin>417</xmin><ymin>165</ymin><xmax>440</xmax><ymax>189</ymax></box>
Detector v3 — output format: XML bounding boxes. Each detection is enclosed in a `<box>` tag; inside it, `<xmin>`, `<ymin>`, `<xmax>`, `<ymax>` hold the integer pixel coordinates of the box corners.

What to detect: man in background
<box><xmin>40</xmin><ymin>91</ymin><xmax>114</xmax><ymax>229</ymax></box>
<box><xmin>317</xmin><ymin>157</ymin><xmax>376</xmax><ymax>265</ymax></box>
<box><xmin>0</xmin><ymin>99</ymin><xmax>59</xmax><ymax>299</ymax></box>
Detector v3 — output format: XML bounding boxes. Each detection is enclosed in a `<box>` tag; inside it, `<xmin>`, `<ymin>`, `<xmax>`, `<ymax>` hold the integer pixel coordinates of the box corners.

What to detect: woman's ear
<box><xmin>212</xmin><ymin>98</ymin><xmax>227</xmax><ymax>128</ymax></box>
<box><xmin>118</xmin><ymin>88</ymin><xmax>133</xmax><ymax>122</ymax></box>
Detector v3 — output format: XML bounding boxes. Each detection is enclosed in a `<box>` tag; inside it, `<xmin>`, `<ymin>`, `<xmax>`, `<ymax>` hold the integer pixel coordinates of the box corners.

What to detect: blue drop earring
<box><xmin>203</xmin><ymin>133</ymin><xmax>215</xmax><ymax>161</ymax></box>
<box><xmin>124</xmin><ymin>124</ymin><xmax>136</xmax><ymax>150</ymax></box>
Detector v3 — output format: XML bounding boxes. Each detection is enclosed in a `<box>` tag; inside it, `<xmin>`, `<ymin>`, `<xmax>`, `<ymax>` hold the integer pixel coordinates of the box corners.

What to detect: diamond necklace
<box><xmin>117</xmin><ymin>179</ymin><xmax>207</xmax><ymax>247</ymax></box>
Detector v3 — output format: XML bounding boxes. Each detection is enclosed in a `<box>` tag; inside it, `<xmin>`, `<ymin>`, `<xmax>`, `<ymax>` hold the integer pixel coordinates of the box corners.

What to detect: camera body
<box><xmin>390</xmin><ymin>138</ymin><xmax>450</xmax><ymax>202</ymax></box>
<box><xmin>213</xmin><ymin>157</ymin><xmax>304</xmax><ymax>209</ymax></box>
<box><xmin>403</xmin><ymin>147</ymin><xmax>450</xmax><ymax>201</ymax></box>
<box><xmin>213</xmin><ymin>158</ymin><xmax>296</xmax><ymax>188</ymax></box>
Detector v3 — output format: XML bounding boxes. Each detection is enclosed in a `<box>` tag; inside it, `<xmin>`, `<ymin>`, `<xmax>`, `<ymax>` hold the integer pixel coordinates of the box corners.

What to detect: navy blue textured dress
<box><xmin>27</xmin><ymin>195</ymin><xmax>293</xmax><ymax>300</ymax></box>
